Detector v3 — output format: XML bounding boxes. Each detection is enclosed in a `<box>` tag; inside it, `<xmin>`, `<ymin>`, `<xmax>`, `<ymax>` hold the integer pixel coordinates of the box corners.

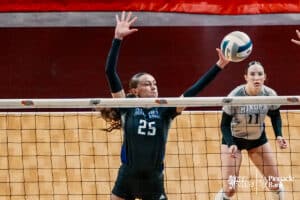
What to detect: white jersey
<box><xmin>222</xmin><ymin>84</ymin><xmax>279</xmax><ymax>140</ymax></box>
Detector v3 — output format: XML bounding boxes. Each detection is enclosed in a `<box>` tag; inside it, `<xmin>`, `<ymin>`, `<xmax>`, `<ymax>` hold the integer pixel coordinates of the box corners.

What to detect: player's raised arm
<box><xmin>105</xmin><ymin>12</ymin><xmax>138</xmax><ymax>98</ymax></box>
<box><xmin>176</xmin><ymin>48</ymin><xmax>230</xmax><ymax>113</ymax></box>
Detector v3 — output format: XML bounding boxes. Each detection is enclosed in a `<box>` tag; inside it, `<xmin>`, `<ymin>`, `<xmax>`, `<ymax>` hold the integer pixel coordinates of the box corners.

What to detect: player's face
<box><xmin>132</xmin><ymin>74</ymin><xmax>158</xmax><ymax>97</ymax></box>
<box><xmin>244</xmin><ymin>64</ymin><xmax>266</xmax><ymax>90</ymax></box>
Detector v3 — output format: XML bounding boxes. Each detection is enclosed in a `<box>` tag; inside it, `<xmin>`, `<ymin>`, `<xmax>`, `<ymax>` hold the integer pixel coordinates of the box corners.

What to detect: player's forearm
<box><xmin>105</xmin><ymin>39</ymin><xmax>123</xmax><ymax>93</ymax></box>
<box><xmin>183</xmin><ymin>64</ymin><xmax>221</xmax><ymax>97</ymax></box>
<box><xmin>268</xmin><ymin>109</ymin><xmax>283</xmax><ymax>137</ymax></box>
<box><xmin>221</xmin><ymin>112</ymin><xmax>235</xmax><ymax>147</ymax></box>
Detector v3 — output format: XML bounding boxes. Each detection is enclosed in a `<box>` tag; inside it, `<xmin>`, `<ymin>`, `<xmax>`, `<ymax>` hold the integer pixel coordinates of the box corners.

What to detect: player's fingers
<box><xmin>121</xmin><ymin>11</ymin><xmax>125</xmax><ymax>21</ymax></box>
<box><xmin>291</xmin><ymin>39</ymin><xmax>300</xmax><ymax>45</ymax></box>
<box><xmin>216</xmin><ymin>48</ymin><xmax>225</xmax><ymax>56</ymax></box>
<box><xmin>282</xmin><ymin>140</ymin><xmax>288</xmax><ymax>148</ymax></box>
<box><xmin>296</xmin><ymin>29</ymin><xmax>300</xmax><ymax>38</ymax></box>
<box><xmin>125</xmin><ymin>12</ymin><xmax>132</xmax><ymax>22</ymax></box>
<box><xmin>115</xmin><ymin>14</ymin><xmax>120</xmax><ymax>23</ymax></box>
<box><xmin>216</xmin><ymin>48</ymin><xmax>228</xmax><ymax>61</ymax></box>
<box><xmin>127</xmin><ymin>29</ymin><xmax>138</xmax><ymax>35</ymax></box>
<box><xmin>280</xmin><ymin>144</ymin><xmax>287</xmax><ymax>149</ymax></box>
<box><xmin>279</xmin><ymin>139</ymin><xmax>288</xmax><ymax>149</ymax></box>
<box><xmin>216</xmin><ymin>48</ymin><xmax>222</xmax><ymax>57</ymax></box>
<box><xmin>128</xmin><ymin>16</ymin><xmax>138</xmax><ymax>26</ymax></box>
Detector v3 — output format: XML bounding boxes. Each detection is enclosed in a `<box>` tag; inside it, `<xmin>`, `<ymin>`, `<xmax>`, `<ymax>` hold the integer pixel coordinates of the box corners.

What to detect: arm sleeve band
<box><xmin>267</xmin><ymin>108</ymin><xmax>282</xmax><ymax>137</ymax></box>
<box><xmin>105</xmin><ymin>39</ymin><xmax>123</xmax><ymax>93</ymax></box>
<box><xmin>221</xmin><ymin>112</ymin><xmax>235</xmax><ymax>147</ymax></box>
<box><xmin>183</xmin><ymin>64</ymin><xmax>221</xmax><ymax>97</ymax></box>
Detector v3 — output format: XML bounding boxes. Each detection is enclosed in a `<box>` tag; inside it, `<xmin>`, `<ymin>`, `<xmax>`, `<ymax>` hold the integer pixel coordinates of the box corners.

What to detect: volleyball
<box><xmin>220</xmin><ymin>31</ymin><xmax>253</xmax><ymax>62</ymax></box>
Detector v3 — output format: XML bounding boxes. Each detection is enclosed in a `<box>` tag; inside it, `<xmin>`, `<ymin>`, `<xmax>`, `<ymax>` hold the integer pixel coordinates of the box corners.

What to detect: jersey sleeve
<box><xmin>264</xmin><ymin>87</ymin><xmax>282</xmax><ymax>137</ymax></box>
<box><xmin>220</xmin><ymin>86</ymin><xmax>239</xmax><ymax>146</ymax></box>
<box><xmin>220</xmin><ymin>112</ymin><xmax>236</xmax><ymax>147</ymax></box>
<box><xmin>105</xmin><ymin>39</ymin><xmax>123</xmax><ymax>93</ymax></box>
<box><xmin>161</xmin><ymin>107</ymin><xmax>180</xmax><ymax>119</ymax></box>
<box><xmin>222</xmin><ymin>85</ymin><xmax>244</xmax><ymax>115</ymax></box>
<box><xmin>267</xmin><ymin>108</ymin><xmax>283</xmax><ymax>137</ymax></box>
<box><xmin>264</xmin><ymin>86</ymin><xmax>280</xmax><ymax>110</ymax></box>
<box><xmin>222</xmin><ymin>105</ymin><xmax>234</xmax><ymax>115</ymax></box>
<box><xmin>222</xmin><ymin>91</ymin><xmax>236</xmax><ymax>115</ymax></box>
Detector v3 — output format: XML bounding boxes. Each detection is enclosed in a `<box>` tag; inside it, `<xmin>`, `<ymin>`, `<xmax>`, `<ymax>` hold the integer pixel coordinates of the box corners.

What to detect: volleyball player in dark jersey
<box><xmin>215</xmin><ymin>61</ymin><xmax>288</xmax><ymax>200</ymax></box>
<box><xmin>291</xmin><ymin>29</ymin><xmax>300</xmax><ymax>45</ymax></box>
<box><xmin>103</xmin><ymin>11</ymin><xmax>230</xmax><ymax>200</ymax></box>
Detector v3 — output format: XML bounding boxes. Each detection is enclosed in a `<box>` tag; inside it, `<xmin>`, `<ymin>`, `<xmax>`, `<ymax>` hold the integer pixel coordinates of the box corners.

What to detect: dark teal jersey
<box><xmin>119</xmin><ymin>107</ymin><xmax>178</xmax><ymax>172</ymax></box>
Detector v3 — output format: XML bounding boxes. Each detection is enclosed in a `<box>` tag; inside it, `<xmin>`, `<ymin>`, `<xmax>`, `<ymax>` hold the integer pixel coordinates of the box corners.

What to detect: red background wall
<box><xmin>0</xmin><ymin>25</ymin><xmax>299</xmax><ymax>100</ymax></box>
<box><xmin>1</xmin><ymin>0</ymin><xmax>299</xmax><ymax>14</ymax></box>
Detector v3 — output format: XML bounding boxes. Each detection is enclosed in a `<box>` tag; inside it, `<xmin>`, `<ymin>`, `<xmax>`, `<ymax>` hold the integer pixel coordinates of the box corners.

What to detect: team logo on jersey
<box><xmin>134</xmin><ymin>108</ymin><xmax>146</xmax><ymax>116</ymax></box>
<box><xmin>148</xmin><ymin>109</ymin><xmax>160</xmax><ymax>119</ymax></box>
<box><xmin>239</xmin><ymin>105</ymin><xmax>268</xmax><ymax>114</ymax></box>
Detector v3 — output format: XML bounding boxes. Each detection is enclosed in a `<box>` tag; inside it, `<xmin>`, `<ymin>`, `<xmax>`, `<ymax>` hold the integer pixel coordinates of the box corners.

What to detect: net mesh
<box><xmin>0</xmin><ymin>110</ymin><xmax>299</xmax><ymax>200</ymax></box>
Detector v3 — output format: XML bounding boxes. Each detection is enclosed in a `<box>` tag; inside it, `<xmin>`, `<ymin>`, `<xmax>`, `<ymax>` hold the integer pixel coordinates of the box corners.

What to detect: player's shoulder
<box><xmin>262</xmin><ymin>85</ymin><xmax>278</xmax><ymax>96</ymax></box>
<box><xmin>228</xmin><ymin>84</ymin><xmax>246</xmax><ymax>96</ymax></box>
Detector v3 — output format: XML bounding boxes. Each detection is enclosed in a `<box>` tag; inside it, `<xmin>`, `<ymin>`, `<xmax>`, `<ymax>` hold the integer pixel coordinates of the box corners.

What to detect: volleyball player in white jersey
<box><xmin>215</xmin><ymin>61</ymin><xmax>288</xmax><ymax>200</ymax></box>
<box><xmin>291</xmin><ymin>29</ymin><xmax>300</xmax><ymax>45</ymax></box>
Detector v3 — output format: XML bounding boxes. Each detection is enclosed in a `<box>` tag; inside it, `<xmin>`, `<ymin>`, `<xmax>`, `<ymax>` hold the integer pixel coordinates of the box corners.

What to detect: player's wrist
<box><xmin>114</xmin><ymin>31</ymin><xmax>123</xmax><ymax>40</ymax></box>
<box><xmin>276</xmin><ymin>136</ymin><xmax>283</xmax><ymax>140</ymax></box>
<box><xmin>114</xmin><ymin>35</ymin><xmax>123</xmax><ymax>40</ymax></box>
<box><xmin>216</xmin><ymin>60</ymin><xmax>229</xmax><ymax>69</ymax></box>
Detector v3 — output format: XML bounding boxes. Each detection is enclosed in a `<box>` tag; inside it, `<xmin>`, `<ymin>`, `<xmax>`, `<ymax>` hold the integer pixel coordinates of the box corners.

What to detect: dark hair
<box><xmin>129</xmin><ymin>72</ymin><xmax>151</xmax><ymax>89</ymax></box>
<box><xmin>100</xmin><ymin>107</ymin><xmax>120</xmax><ymax>122</ymax></box>
<box><xmin>99</xmin><ymin>108</ymin><xmax>121</xmax><ymax>132</ymax></box>
<box><xmin>99</xmin><ymin>93</ymin><xmax>136</xmax><ymax>132</ymax></box>
<box><xmin>245</xmin><ymin>61</ymin><xmax>263</xmax><ymax>74</ymax></box>
<box><xmin>101</xmin><ymin>72</ymin><xmax>152</xmax><ymax>132</ymax></box>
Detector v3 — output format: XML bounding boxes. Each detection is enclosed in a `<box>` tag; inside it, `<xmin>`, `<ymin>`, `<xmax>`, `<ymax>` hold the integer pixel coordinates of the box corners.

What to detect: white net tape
<box><xmin>0</xmin><ymin>96</ymin><xmax>299</xmax><ymax>109</ymax></box>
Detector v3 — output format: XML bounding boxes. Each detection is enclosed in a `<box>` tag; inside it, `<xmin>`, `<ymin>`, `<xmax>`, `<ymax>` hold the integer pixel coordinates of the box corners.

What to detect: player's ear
<box><xmin>244</xmin><ymin>74</ymin><xmax>248</xmax><ymax>81</ymax></box>
<box><xmin>129</xmin><ymin>88</ymin><xmax>138</xmax><ymax>96</ymax></box>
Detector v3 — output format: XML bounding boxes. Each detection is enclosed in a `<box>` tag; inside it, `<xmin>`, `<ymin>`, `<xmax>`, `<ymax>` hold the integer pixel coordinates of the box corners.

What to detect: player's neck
<box><xmin>245</xmin><ymin>85</ymin><xmax>261</xmax><ymax>96</ymax></box>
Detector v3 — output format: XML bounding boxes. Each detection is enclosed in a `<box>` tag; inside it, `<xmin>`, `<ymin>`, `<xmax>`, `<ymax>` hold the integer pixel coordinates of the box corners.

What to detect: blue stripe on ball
<box><xmin>237</xmin><ymin>41</ymin><xmax>252</xmax><ymax>52</ymax></box>
<box><xmin>221</xmin><ymin>40</ymin><xmax>229</xmax><ymax>54</ymax></box>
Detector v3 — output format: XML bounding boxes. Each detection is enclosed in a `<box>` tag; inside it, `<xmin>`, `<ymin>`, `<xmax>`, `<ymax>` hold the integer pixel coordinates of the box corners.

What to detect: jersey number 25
<box><xmin>138</xmin><ymin>119</ymin><xmax>156</xmax><ymax>136</ymax></box>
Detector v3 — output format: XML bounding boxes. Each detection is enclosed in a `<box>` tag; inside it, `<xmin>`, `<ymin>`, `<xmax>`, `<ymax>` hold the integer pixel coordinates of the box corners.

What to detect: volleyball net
<box><xmin>0</xmin><ymin>97</ymin><xmax>299</xmax><ymax>200</ymax></box>
<box><xmin>0</xmin><ymin>96</ymin><xmax>300</xmax><ymax>109</ymax></box>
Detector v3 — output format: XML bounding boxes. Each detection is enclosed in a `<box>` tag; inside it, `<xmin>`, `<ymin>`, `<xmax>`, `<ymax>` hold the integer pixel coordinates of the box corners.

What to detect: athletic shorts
<box><xmin>222</xmin><ymin>130</ymin><xmax>268</xmax><ymax>150</ymax></box>
<box><xmin>112</xmin><ymin>164</ymin><xmax>167</xmax><ymax>200</ymax></box>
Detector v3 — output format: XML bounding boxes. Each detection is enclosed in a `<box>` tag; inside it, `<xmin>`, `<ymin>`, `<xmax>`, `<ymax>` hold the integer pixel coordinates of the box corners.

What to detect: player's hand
<box><xmin>276</xmin><ymin>136</ymin><xmax>288</xmax><ymax>149</ymax></box>
<box><xmin>216</xmin><ymin>48</ymin><xmax>230</xmax><ymax>69</ymax></box>
<box><xmin>228</xmin><ymin>145</ymin><xmax>238</xmax><ymax>158</ymax></box>
<box><xmin>291</xmin><ymin>30</ymin><xmax>300</xmax><ymax>46</ymax></box>
<box><xmin>115</xmin><ymin>11</ymin><xmax>138</xmax><ymax>40</ymax></box>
